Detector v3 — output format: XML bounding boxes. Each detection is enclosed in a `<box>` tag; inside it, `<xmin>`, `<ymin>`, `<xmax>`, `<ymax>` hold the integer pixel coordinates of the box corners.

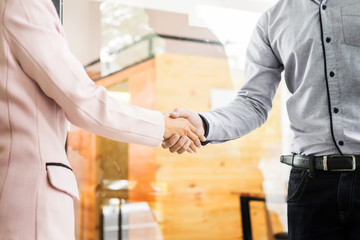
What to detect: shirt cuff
<box><xmin>199</xmin><ymin>114</ymin><xmax>210</xmax><ymax>146</ymax></box>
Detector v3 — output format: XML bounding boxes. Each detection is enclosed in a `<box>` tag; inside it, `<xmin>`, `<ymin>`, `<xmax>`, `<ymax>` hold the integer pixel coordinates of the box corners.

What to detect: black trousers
<box><xmin>287</xmin><ymin>168</ymin><xmax>360</xmax><ymax>240</ymax></box>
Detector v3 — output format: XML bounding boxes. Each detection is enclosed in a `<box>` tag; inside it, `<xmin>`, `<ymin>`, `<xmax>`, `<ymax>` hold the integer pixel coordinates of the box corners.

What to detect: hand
<box><xmin>163</xmin><ymin>134</ymin><xmax>195</xmax><ymax>154</ymax></box>
<box><xmin>162</xmin><ymin>108</ymin><xmax>206</xmax><ymax>154</ymax></box>
<box><xmin>163</xmin><ymin>114</ymin><xmax>205</xmax><ymax>150</ymax></box>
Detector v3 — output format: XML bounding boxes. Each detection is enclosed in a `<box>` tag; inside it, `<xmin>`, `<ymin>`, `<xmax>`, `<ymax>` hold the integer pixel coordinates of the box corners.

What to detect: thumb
<box><xmin>170</xmin><ymin>108</ymin><xmax>190</xmax><ymax>119</ymax></box>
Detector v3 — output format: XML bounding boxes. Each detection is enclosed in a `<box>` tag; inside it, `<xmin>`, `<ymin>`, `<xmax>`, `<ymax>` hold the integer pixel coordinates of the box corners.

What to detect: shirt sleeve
<box><xmin>3</xmin><ymin>0</ymin><xmax>165</xmax><ymax>146</ymax></box>
<box><xmin>200</xmin><ymin>12</ymin><xmax>284</xmax><ymax>143</ymax></box>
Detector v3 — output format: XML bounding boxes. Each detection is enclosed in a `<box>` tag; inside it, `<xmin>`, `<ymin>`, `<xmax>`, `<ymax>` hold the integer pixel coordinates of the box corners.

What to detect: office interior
<box><xmin>61</xmin><ymin>0</ymin><xmax>292</xmax><ymax>239</ymax></box>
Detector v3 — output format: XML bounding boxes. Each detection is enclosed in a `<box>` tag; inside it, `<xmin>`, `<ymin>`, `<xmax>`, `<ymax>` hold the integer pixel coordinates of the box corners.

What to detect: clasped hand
<box><xmin>163</xmin><ymin>108</ymin><xmax>205</xmax><ymax>154</ymax></box>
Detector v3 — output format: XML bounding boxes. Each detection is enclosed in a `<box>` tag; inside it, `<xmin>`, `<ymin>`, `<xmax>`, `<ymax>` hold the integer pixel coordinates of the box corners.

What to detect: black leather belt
<box><xmin>280</xmin><ymin>154</ymin><xmax>360</xmax><ymax>171</ymax></box>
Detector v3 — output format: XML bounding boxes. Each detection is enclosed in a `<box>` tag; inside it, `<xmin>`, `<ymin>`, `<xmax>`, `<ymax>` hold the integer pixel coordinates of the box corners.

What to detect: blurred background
<box><xmin>60</xmin><ymin>0</ymin><xmax>292</xmax><ymax>239</ymax></box>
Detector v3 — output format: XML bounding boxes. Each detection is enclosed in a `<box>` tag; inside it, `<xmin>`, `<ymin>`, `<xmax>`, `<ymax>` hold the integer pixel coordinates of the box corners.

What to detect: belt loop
<box><xmin>308</xmin><ymin>155</ymin><xmax>316</xmax><ymax>178</ymax></box>
<box><xmin>291</xmin><ymin>153</ymin><xmax>295</xmax><ymax>167</ymax></box>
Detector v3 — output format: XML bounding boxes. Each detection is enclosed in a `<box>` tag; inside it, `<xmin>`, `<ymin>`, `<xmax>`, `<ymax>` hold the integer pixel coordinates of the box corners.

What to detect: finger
<box><xmin>170</xmin><ymin>112</ymin><xmax>180</xmax><ymax>118</ymax></box>
<box><xmin>189</xmin><ymin>141</ymin><xmax>198</xmax><ymax>153</ymax></box>
<box><xmin>187</xmin><ymin>130</ymin><xmax>201</xmax><ymax>148</ymax></box>
<box><xmin>169</xmin><ymin>108</ymin><xmax>180</xmax><ymax>118</ymax></box>
<box><xmin>169</xmin><ymin>136</ymin><xmax>188</xmax><ymax>153</ymax></box>
<box><xmin>162</xmin><ymin>134</ymin><xmax>180</xmax><ymax>149</ymax></box>
<box><xmin>170</xmin><ymin>108</ymin><xmax>189</xmax><ymax>119</ymax></box>
<box><xmin>177</xmin><ymin>139</ymin><xmax>192</xmax><ymax>154</ymax></box>
<box><xmin>186</xmin><ymin>148</ymin><xmax>194</xmax><ymax>154</ymax></box>
<box><xmin>189</xmin><ymin>123</ymin><xmax>206</xmax><ymax>142</ymax></box>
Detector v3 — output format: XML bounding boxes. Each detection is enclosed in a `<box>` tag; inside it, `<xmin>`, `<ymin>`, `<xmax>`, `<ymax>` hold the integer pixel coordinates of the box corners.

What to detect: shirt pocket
<box><xmin>341</xmin><ymin>3</ymin><xmax>360</xmax><ymax>47</ymax></box>
<box><xmin>46</xmin><ymin>162</ymin><xmax>79</xmax><ymax>199</ymax></box>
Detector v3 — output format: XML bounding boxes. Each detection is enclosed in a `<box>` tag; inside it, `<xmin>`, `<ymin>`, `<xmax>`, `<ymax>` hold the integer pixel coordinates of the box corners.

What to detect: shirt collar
<box><xmin>311</xmin><ymin>0</ymin><xmax>329</xmax><ymax>5</ymax></box>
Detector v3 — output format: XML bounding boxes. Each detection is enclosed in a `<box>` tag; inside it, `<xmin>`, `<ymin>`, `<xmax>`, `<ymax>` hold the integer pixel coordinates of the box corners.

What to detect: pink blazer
<box><xmin>0</xmin><ymin>0</ymin><xmax>164</xmax><ymax>239</ymax></box>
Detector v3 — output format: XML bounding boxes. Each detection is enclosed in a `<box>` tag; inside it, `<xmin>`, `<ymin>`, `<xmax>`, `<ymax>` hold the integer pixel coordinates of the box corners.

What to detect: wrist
<box><xmin>163</xmin><ymin>115</ymin><xmax>171</xmax><ymax>139</ymax></box>
<box><xmin>198</xmin><ymin>114</ymin><xmax>209</xmax><ymax>138</ymax></box>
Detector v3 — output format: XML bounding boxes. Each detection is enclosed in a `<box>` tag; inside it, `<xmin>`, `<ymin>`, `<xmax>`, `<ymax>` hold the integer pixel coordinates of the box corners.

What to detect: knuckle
<box><xmin>180</xmin><ymin>138</ymin><xmax>187</xmax><ymax>145</ymax></box>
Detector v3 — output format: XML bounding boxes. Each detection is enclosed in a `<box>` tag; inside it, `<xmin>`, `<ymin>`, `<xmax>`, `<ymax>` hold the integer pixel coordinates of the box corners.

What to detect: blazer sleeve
<box><xmin>3</xmin><ymin>0</ymin><xmax>165</xmax><ymax>146</ymax></box>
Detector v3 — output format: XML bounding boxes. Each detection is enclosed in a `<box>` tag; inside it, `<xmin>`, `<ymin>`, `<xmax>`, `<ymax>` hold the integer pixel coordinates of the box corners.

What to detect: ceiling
<box><xmin>91</xmin><ymin>0</ymin><xmax>278</xmax><ymax>14</ymax></box>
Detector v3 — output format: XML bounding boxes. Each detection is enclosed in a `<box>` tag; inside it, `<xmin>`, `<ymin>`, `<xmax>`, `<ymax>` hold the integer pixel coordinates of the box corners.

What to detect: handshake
<box><xmin>163</xmin><ymin>108</ymin><xmax>205</xmax><ymax>154</ymax></box>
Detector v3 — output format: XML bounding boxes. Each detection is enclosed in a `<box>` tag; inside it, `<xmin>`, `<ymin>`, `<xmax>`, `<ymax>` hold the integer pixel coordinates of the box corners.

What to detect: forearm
<box><xmin>200</xmin><ymin>96</ymin><xmax>269</xmax><ymax>143</ymax></box>
<box><xmin>3</xmin><ymin>0</ymin><xmax>165</xmax><ymax>146</ymax></box>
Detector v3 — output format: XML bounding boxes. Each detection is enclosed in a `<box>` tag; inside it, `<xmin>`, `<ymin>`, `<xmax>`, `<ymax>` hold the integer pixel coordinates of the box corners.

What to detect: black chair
<box><xmin>239</xmin><ymin>193</ymin><xmax>288</xmax><ymax>240</ymax></box>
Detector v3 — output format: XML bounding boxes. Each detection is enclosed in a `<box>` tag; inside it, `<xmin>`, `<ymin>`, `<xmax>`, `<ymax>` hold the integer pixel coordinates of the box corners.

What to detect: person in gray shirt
<box><xmin>162</xmin><ymin>0</ymin><xmax>360</xmax><ymax>239</ymax></box>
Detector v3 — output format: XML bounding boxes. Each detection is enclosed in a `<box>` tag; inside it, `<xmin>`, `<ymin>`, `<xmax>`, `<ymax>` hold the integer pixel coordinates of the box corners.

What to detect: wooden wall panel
<box><xmin>67</xmin><ymin>128</ymin><xmax>97</xmax><ymax>240</ymax></box>
<box><xmin>126</xmin><ymin>59</ymin><xmax>158</xmax><ymax>203</ymax></box>
<box><xmin>154</xmin><ymin>54</ymin><xmax>283</xmax><ymax>240</ymax></box>
<box><xmin>68</xmin><ymin>60</ymin><xmax>158</xmax><ymax>240</ymax></box>
<box><xmin>69</xmin><ymin>55</ymin><xmax>284</xmax><ymax>240</ymax></box>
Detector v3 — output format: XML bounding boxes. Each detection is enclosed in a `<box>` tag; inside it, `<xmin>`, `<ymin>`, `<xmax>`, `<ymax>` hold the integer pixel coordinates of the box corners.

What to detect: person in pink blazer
<box><xmin>0</xmin><ymin>0</ymin><xmax>205</xmax><ymax>239</ymax></box>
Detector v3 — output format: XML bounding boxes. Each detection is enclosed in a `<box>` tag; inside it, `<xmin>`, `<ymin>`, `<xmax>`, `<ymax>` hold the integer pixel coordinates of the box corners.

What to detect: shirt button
<box><xmin>322</xmin><ymin>5</ymin><xmax>327</xmax><ymax>10</ymax></box>
<box><xmin>333</xmin><ymin>108</ymin><xmax>339</xmax><ymax>113</ymax></box>
<box><xmin>329</xmin><ymin>71</ymin><xmax>335</xmax><ymax>77</ymax></box>
<box><xmin>326</xmin><ymin>37</ymin><xmax>331</xmax><ymax>43</ymax></box>
<box><xmin>339</xmin><ymin>141</ymin><xmax>344</xmax><ymax>146</ymax></box>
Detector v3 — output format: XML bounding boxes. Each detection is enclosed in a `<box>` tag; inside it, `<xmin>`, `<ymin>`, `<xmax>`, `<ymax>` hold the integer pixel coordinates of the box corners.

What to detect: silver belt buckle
<box><xmin>323</xmin><ymin>155</ymin><xmax>356</xmax><ymax>171</ymax></box>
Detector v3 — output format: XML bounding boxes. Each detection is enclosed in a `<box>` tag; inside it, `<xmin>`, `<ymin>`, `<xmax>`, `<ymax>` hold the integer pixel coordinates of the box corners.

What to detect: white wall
<box><xmin>63</xmin><ymin>0</ymin><xmax>101</xmax><ymax>65</ymax></box>
<box><xmin>91</xmin><ymin>0</ymin><xmax>276</xmax><ymax>14</ymax></box>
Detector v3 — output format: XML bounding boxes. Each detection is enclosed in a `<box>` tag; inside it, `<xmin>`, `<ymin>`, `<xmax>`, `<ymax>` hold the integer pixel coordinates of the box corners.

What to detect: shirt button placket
<box><xmin>320</xmin><ymin>3</ymin><xmax>344</xmax><ymax>152</ymax></box>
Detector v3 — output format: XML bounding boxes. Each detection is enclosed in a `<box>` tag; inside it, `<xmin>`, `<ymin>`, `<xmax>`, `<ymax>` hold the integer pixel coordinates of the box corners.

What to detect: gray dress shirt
<box><xmin>201</xmin><ymin>0</ymin><xmax>360</xmax><ymax>156</ymax></box>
